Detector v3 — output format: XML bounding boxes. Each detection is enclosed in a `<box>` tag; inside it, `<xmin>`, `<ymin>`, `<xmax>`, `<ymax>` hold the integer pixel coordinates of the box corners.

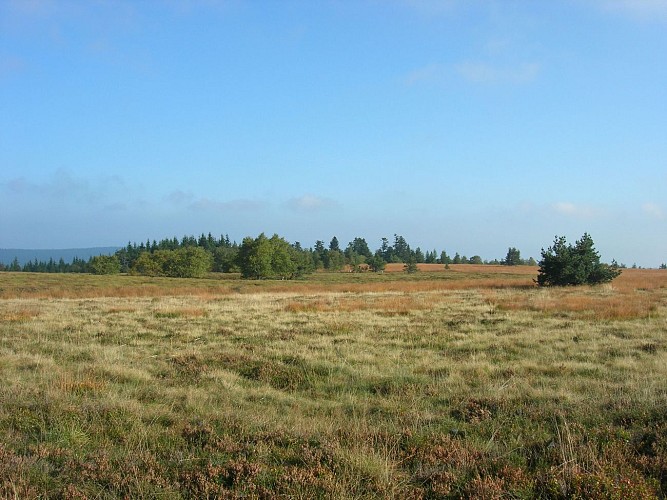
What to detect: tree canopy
<box><xmin>536</xmin><ymin>233</ymin><xmax>621</xmax><ymax>286</ymax></box>
<box><xmin>237</xmin><ymin>233</ymin><xmax>308</xmax><ymax>279</ymax></box>
<box><xmin>10</xmin><ymin>230</ymin><xmax>627</xmax><ymax>279</ymax></box>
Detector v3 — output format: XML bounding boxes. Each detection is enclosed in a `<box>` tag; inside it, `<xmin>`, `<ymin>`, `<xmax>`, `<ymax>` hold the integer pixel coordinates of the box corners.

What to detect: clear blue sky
<box><xmin>1</xmin><ymin>0</ymin><xmax>665</xmax><ymax>266</ymax></box>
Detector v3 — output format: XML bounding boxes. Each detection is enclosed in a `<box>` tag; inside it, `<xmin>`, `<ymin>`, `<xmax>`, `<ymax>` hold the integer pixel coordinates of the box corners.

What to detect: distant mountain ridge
<box><xmin>0</xmin><ymin>247</ymin><xmax>120</xmax><ymax>266</ymax></box>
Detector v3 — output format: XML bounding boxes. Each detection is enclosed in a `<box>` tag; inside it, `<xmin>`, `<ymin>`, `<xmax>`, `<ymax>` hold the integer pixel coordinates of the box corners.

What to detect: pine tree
<box><xmin>9</xmin><ymin>257</ymin><xmax>21</xmax><ymax>272</ymax></box>
<box><xmin>504</xmin><ymin>247</ymin><xmax>522</xmax><ymax>266</ymax></box>
<box><xmin>329</xmin><ymin>236</ymin><xmax>340</xmax><ymax>252</ymax></box>
<box><xmin>537</xmin><ymin>234</ymin><xmax>621</xmax><ymax>286</ymax></box>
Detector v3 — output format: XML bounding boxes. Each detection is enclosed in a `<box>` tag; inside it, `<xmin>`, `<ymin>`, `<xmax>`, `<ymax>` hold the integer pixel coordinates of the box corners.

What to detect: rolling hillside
<box><xmin>0</xmin><ymin>247</ymin><xmax>119</xmax><ymax>266</ymax></box>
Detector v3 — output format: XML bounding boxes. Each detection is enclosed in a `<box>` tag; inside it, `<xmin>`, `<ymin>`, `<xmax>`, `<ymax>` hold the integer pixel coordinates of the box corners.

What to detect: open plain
<box><xmin>1</xmin><ymin>267</ymin><xmax>666</xmax><ymax>498</ymax></box>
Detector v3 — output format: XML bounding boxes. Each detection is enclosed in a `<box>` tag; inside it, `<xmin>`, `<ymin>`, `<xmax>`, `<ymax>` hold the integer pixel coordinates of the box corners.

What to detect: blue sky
<box><xmin>1</xmin><ymin>0</ymin><xmax>665</xmax><ymax>266</ymax></box>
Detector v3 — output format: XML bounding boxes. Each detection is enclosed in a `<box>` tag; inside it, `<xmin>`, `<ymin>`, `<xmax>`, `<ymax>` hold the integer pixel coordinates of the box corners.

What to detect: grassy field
<box><xmin>0</xmin><ymin>267</ymin><xmax>666</xmax><ymax>498</ymax></box>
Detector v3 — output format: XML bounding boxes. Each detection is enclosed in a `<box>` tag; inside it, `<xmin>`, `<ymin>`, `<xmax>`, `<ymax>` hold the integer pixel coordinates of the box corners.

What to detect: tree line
<box><xmin>0</xmin><ymin>232</ymin><xmax>538</xmax><ymax>278</ymax></box>
<box><xmin>3</xmin><ymin>231</ymin><xmax>632</xmax><ymax>286</ymax></box>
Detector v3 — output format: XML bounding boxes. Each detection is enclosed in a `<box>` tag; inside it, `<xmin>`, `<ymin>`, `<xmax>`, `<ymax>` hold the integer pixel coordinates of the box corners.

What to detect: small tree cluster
<box><xmin>499</xmin><ymin>247</ymin><xmax>537</xmax><ymax>266</ymax></box>
<box><xmin>131</xmin><ymin>247</ymin><xmax>213</xmax><ymax>278</ymax></box>
<box><xmin>237</xmin><ymin>234</ymin><xmax>310</xmax><ymax>279</ymax></box>
<box><xmin>89</xmin><ymin>255</ymin><xmax>121</xmax><ymax>275</ymax></box>
<box><xmin>536</xmin><ymin>233</ymin><xmax>621</xmax><ymax>286</ymax></box>
<box><xmin>503</xmin><ymin>247</ymin><xmax>522</xmax><ymax>266</ymax></box>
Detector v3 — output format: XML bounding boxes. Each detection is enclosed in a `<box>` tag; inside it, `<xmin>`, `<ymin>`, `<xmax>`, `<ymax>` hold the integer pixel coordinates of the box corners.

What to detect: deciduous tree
<box><xmin>89</xmin><ymin>255</ymin><xmax>121</xmax><ymax>275</ymax></box>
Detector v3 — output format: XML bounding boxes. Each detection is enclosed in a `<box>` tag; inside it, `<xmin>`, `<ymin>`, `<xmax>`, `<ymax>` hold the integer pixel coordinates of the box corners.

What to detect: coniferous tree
<box><xmin>367</xmin><ymin>253</ymin><xmax>386</xmax><ymax>272</ymax></box>
<box><xmin>379</xmin><ymin>237</ymin><xmax>394</xmax><ymax>262</ymax></box>
<box><xmin>414</xmin><ymin>247</ymin><xmax>425</xmax><ymax>263</ymax></box>
<box><xmin>326</xmin><ymin>249</ymin><xmax>345</xmax><ymax>271</ymax></box>
<box><xmin>439</xmin><ymin>250</ymin><xmax>451</xmax><ymax>265</ymax></box>
<box><xmin>403</xmin><ymin>254</ymin><xmax>418</xmax><ymax>273</ymax></box>
<box><xmin>9</xmin><ymin>257</ymin><xmax>21</xmax><ymax>272</ymax></box>
<box><xmin>503</xmin><ymin>247</ymin><xmax>522</xmax><ymax>266</ymax></box>
<box><xmin>329</xmin><ymin>236</ymin><xmax>340</xmax><ymax>252</ymax></box>
<box><xmin>345</xmin><ymin>238</ymin><xmax>372</xmax><ymax>262</ymax></box>
<box><xmin>393</xmin><ymin>234</ymin><xmax>410</xmax><ymax>262</ymax></box>
<box><xmin>537</xmin><ymin>234</ymin><xmax>621</xmax><ymax>286</ymax></box>
<box><xmin>313</xmin><ymin>240</ymin><xmax>327</xmax><ymax>270</ymax></box>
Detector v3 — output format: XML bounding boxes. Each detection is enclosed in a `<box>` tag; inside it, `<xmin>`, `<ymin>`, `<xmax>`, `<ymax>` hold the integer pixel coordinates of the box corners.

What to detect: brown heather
<box><xmin>0</xmin><ymin>267</ymin><xmax>665</xmax><ymax>498</ymax></box>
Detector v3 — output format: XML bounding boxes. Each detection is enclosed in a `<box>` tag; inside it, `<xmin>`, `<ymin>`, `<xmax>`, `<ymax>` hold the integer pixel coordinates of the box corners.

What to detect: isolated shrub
<box><xmin>537</xmin><ymin>233</ymin><xmax>621</xmax><ymax>286</ymax></box>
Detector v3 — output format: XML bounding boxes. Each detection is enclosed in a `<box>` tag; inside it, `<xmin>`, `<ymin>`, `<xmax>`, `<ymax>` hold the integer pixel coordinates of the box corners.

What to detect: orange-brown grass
<box><xmin>486</xmin><ymin>269</ymin><xmax>667</xmax><ymax>320</ymax></box>
<box><xmin>384</xmin><ymin>263</ymin><xmax>539</xmax><ymax>274</ymax></box>
<box><xmin>0</xmin><ymin>307</ymin><xmax>40</xmax><ymax>322</ymax></box>
<box><xmin>492</xmin><ymin>290</ymin><xmax>659</xmax><ymax>320</ymax></box>
<box><xmin>612</xmin><ymin>268</ymin><xmax>667</xmax><ymax>291</ymax></box>
<box><xmin>106</xmin><ymin>307</ymin><xmax>137</xmax><ymax>314</ymax></box>
<box><xmin>266</xmin><ymin>276</ymin><xmax>535</xmax><ymax>296</ymax></box>
<box><xmin>55</xmin><ymin>371</ymin><xmax>107</xmax><ymax>394</ymax></box>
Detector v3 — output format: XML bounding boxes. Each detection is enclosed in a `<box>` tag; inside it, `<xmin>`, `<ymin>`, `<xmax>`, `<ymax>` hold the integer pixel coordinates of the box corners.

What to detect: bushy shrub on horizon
<box><xmin>537</xmin><ymin>233</ymin><xmax>621</xmax><ymax>286</ymax></box>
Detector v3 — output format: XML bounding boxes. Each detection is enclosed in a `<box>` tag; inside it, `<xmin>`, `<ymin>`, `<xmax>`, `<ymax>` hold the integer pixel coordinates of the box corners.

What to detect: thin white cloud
<box><xmin>285</xmin><ymin>195</ymin><xmax>339</xmax><ymax>213</ymax></box>
<box><xmin>2</xmin><ymin>169</ymin><xmax>96</xmax><ymax>203</ymax></box>
<box><xmin>406</xmin><ymin>60</ymin><xmax>540</xmax><ymax>87</ymax></box>
<box><xmin>188</xmin><ymin>197</ymin><xmax>265</xmax><ymax>212</ymax></box>
<box><xmin>596</xmin><ymin>0</ymin><xmax>667</xmax><ymax>21</ymax></box>
<box><xmin>551</xmin><ymin>202</ymin><xmax>600</xmax><ymax>218</ymax></box>
<box><xmin>642</xmin><ymin>202</ymin><xmax>665</xmax><ymax>219</ymax></box>
<box><xmin>404</xmin><ymin>63</ymin><xmax>446</xmax><ymax>86</ymax></box>
<box><xmin>164</xmin><ymin>190</ymin><xmax>195</xmax><ymax>205</ymax></box>
<box><xmin>456</xmin><ymin>61</ymin><xmax>540</xmax><ymax>84</ymax></box>
<box><xmin>1</xmin><ymin>170</ymin><xmax>141</xmax><ymax>212</ymax></box>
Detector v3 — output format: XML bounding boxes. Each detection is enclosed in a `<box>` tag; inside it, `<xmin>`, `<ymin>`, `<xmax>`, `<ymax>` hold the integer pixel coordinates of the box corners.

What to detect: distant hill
<box><xmin>0</xmin><ymin>247</ymin><xmax>120</xmax><ymax>266</ymax></box>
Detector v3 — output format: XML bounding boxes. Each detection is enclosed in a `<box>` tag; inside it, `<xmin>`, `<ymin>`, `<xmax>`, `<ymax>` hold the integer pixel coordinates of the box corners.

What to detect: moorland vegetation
<box><xmin>0</xmin><ymin>267</ymin><xmax>666</xmax><ymax>497</ymax></box>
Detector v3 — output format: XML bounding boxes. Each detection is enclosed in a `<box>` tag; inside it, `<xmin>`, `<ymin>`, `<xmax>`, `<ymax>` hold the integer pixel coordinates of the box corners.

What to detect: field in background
<box><xmin>0</xmin><ymin>266</ymin><xmax>536</xmax><ymax>302</ymax></box>
<box><xmin>1</xmin><ymin>268</ymin><xmax>666</xmax><ymax>497</ymax></box>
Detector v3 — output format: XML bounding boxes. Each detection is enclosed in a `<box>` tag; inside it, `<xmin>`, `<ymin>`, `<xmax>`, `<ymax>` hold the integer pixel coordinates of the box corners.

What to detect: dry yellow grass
<box><xmin>0</xmin><ymin>268</ymin><xmax>665</xmax><ymax>497</ymax></box>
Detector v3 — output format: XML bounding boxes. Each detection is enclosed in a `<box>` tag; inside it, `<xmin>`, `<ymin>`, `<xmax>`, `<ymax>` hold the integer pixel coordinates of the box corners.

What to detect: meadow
<box><xmin>0</xmin><ymin>266</ymin><xmax>666</xmax><ymax>498</ymax></box>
